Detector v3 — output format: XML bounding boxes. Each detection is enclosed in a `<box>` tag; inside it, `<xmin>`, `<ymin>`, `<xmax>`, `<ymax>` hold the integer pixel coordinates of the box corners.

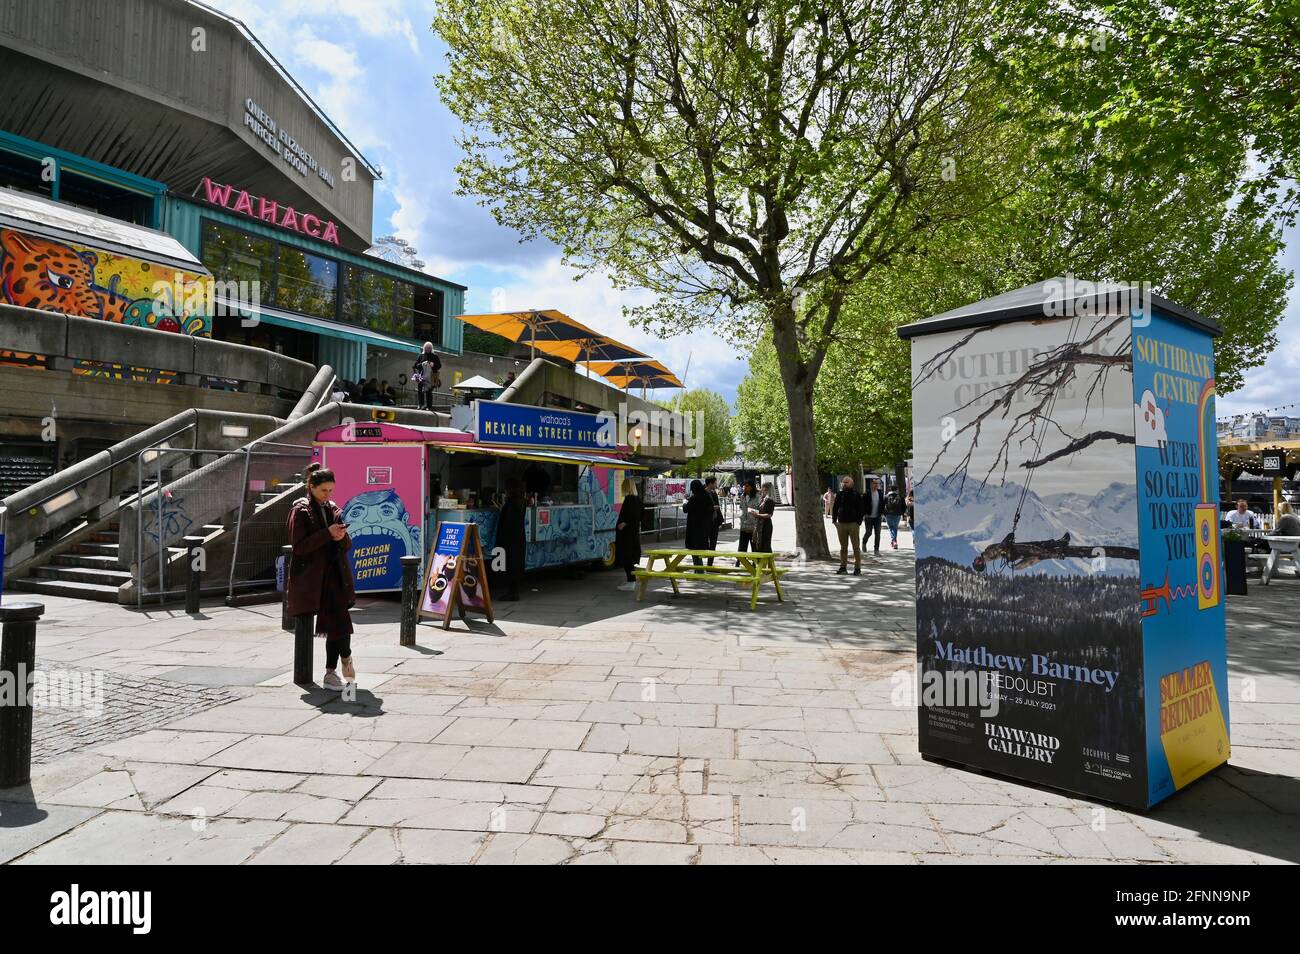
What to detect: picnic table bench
<box><xmin>635</xmin><ymin>548</ymin><xmax>786</xmax><ymax>610</ymax></box>
<box><xmin>1259</xmin><ymin>535</ymin><xmax>1300</xmax><ymax>585</ymax></box>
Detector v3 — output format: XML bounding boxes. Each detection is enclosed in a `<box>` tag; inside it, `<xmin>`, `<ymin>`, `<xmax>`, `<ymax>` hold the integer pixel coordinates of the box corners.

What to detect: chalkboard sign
<box><xmin>1260</xmin><ymin>450</ymin><xmax>1285</xmax><ymax>477</ymax></box>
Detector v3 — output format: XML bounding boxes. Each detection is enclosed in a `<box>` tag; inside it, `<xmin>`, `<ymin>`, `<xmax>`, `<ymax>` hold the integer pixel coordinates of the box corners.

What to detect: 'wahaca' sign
<box><xmin>197</xmin><ymin>177</ymin><xmax>341</xmax><ymax>245</ymax></box>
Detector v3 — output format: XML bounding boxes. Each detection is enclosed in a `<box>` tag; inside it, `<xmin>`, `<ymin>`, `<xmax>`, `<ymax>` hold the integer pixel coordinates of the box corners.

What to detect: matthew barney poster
<box><xmin>321</xmin><ymin>443</ymin><xmax>424</xmax><ymax>593</ymax></box>
<box><xmin>909</xmin><ymin>300</ymin><xmax>1229</xmax><ymax>808</ymax></box>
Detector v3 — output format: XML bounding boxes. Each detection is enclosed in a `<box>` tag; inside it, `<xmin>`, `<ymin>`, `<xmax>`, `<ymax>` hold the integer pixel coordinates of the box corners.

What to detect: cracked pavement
<box><xmin>1</xmin><ymin>511</ymin><xmax>1297</xmax><ymax>864</ymax></box>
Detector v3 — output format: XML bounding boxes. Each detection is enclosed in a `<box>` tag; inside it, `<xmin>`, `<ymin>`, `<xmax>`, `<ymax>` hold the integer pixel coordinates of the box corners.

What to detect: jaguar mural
<box><xmin>0</xmin><ymin>227</ymin><xmax>211</xmax><ymax>374</ymax></box>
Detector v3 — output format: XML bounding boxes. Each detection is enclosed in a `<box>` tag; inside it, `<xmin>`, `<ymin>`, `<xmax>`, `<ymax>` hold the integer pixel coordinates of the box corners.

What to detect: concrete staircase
<box><xmin>9</xmin><ymin>519</ymin><xmax>219</xmax><ymax>603</ymax></box>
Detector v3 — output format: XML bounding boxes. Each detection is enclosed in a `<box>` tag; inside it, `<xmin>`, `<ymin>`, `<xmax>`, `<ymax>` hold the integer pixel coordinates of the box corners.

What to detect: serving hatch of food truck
<box><xmin>310</xmin><ymin>400</ymin><xmax>649</xmax><ymax>593</ymax></box>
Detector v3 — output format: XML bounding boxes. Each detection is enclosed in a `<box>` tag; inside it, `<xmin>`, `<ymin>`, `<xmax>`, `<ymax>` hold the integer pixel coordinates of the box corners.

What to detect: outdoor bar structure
<box><xmin>312</xmin><ymin>400</ymin><xmax>647</xmax><ymax>594</ymax></box>
<box><xmin>900</xmin><ymin>278</ymin><xmax>1231</xmax><ymax>810</ymax></box>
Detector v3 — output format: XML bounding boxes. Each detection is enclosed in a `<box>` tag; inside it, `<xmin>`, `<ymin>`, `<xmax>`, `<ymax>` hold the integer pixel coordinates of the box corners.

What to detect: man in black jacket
<box><xmin>863</xmin><ymin>478</ymin><xmax>885</xmax><ymax>554</ymax></box>
<box><xmin>704</xmin><ymin>476</ymin><xmax>723</xmax><ymax>565</ymax></box>
<box><xmin>832</xmin><ymin>476</ymin><xmax>864</xmax><ymax>574</ymax></box>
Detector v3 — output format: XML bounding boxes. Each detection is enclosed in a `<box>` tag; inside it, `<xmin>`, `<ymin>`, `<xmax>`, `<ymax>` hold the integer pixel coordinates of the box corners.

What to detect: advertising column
<box><xmin>904</xmin><ymin>290</ymin><xmax>1229</xmax><ymax>809</ymax></box>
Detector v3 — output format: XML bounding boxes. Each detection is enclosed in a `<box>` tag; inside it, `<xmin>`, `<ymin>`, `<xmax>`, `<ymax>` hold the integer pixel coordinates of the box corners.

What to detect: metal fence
<box><xmin>132</xmin><ymin>440</ymin><xmax>313</xmax><ymax>606</ymax></box>
<box><xmin>225</xmin><ymin>441</ymin><xmax>315</xmax><ymax>601</ymax></box>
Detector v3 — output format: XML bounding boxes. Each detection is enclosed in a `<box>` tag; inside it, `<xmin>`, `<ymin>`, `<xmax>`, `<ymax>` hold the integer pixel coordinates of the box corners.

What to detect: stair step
<box><xmin>51</xmin><ymin>553</ymin><xmax>123</xmax><ymax>570</ymax></box>
<box><xmin>10</xmin><ymin>578</ymin><xmax>122</xmax><ymax>603</ymax></box>
<box><xmin>74</xmin><ymin>542</ymin><xmax>120</xmax><ymax>556</ymax></box>
<box><xmin>33</xmin><ymin>565</ymin><xmax>132</xmax><ymax>585</ymax></box>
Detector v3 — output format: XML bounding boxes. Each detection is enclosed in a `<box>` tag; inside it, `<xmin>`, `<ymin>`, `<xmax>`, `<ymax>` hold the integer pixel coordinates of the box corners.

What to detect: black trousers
<box><xmin>417</xmin><ymin>386</ymin><xmax>434</xmax><ymax>410</ymax></box>
<box><xmin>864</xmin><ymin>516</ymin><xmax>882</xmax><ymax>551</ymax></box>
<box><xmin>738</xmin><ymin>530</ymin><xmax>753</xmax><ymax>553</ymax></box>
<box><xmin>325</xmin><ymin>633</ymin><xmax>352</xmax><ymax>669</ymax></box>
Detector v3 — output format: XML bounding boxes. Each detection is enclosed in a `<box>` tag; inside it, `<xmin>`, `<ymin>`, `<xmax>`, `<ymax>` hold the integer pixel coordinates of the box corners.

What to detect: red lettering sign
<box><xmin>197</xmin><ymin>177</ymin><xmax>341</xmax><ymax>246</ymax></box>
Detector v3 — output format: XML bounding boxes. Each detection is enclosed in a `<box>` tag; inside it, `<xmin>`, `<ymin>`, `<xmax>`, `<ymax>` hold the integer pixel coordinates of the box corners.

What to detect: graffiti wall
<box><xmin>0</xmin><ymin>226</ymin><xmax>211</xmax><ymax>378</ymax></box>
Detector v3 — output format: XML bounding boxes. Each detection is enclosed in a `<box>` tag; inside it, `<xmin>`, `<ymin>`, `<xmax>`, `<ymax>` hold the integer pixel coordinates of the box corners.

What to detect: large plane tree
<box><xmin>433</xmin><ymin>0</ymin><xmax>1016</xmax><ymax>558</ymax></box>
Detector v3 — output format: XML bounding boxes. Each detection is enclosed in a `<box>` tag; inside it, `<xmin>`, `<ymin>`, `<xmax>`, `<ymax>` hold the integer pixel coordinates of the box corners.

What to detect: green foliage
<box><xmin>986</xmin><ymin>1</ymin><xmax>1300</xmax><ymax>220</ymax></box>
<box><xmin>463</xmin><ymin>326</ymin><xmax>514</xmax><ymax>356</ymax></box>
<box><xmin>433</xmin><ymin>0</ymin><xmax>1293</xmax><ymax>552</ymax></box>
<box><xmin>736</xmin><ymin>110</ymin><xmax>1291</xmax><ymax>463</ymax></box>
<box><xmin>675</xmin><ymin>388</ymin><xmax>735</xmax><ymax>476</ymax></box>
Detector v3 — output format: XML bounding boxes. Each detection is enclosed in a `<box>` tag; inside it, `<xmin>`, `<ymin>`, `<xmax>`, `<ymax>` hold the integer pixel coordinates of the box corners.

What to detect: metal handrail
<box><xmin>0</xmin><ymin>504</ymin><xmax>7</xmax><ymax>605</ymax></box>
<box><xmin>4</xmin><ymin>417</ymin><xmax>198</xmax><ymax>515</ymax></box>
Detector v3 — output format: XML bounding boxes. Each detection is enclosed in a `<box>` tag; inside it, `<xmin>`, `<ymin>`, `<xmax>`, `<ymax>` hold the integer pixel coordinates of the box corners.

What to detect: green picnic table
<box><xmin>635</xmin><ymin>548</ymin><xmax>786</xmax><ymax>610</ymax></box>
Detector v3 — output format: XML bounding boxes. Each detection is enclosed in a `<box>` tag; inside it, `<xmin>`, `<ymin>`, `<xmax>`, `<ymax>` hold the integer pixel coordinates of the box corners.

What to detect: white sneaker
<box><xmin>616</xmin><ymin>582</ymin><xmax>637</xmax><ymax>592</ymax></box>
<box><xmin>322</xmin><ymin>670</ymin><xmax>344</xmax><ymax>690</ymax></box>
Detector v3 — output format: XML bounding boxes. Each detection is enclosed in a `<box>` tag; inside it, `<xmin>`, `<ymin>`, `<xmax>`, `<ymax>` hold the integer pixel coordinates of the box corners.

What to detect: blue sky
<box><xmin>220</xmin><ymin>0</ymin><xmax>1297</xmax><ymax>420</ymax></box>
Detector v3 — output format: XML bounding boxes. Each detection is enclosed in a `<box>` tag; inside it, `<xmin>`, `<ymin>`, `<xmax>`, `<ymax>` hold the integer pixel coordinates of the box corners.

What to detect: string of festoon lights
<box><xmin>1217</xmin><ymin>402</ymin><xmax>1300</xmax><ymax>424</ymax></box>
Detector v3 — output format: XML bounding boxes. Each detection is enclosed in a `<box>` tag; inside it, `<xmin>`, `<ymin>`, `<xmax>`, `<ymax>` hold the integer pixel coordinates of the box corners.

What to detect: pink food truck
<box><xmin>312</xmin><ymin>403</ymin><xmax>647</xmax><ymax>593</ymax></box>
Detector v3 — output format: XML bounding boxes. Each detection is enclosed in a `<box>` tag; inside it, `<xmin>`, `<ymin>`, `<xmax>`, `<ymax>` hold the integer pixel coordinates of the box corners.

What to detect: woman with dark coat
<box><xmin>412</xmin><ymin>342</ymin><xmax>442</xmax><ymax>412</ymax></box>
<box><xmin>615</xmin><ymin>477</ymin><xmax>644</xmax><ymax>591</ymax></box>
<box><xmin>751</xmin><ymin>482</ymin><xmax>776</xmax><ymax>552</ymax></box>
<box><xmin>683</xmin><ymin>478</ymin><xmax>714</xmax><ymax>571</ymax></box>
<box><xmin>495</xmin><ymin>480</ymin><xmax>527</xmax><ymax>601</ymax></box>
<box><xmin>286</xmin><ymin>463</ymin><xmax>356</xmax><ymax>690</ymax></box>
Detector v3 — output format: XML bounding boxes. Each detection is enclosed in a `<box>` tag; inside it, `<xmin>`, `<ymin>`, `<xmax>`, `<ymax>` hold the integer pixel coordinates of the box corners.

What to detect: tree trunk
<box><xmin>771</xmin><ymin>307</ymin><xmax>831</xmax><ymax>561</ymax></box>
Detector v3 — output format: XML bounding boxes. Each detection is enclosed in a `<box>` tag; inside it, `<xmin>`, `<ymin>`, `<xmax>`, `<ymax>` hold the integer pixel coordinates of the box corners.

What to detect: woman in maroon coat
<box><xmin>286</xmin><ymin>463</ymin><xmax>357</xmax><ymax>689</ymax></box>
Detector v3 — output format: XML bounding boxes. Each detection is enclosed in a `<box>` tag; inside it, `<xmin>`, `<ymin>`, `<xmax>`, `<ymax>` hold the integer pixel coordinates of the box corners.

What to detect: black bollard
<box><xmin>400</xmin><ymin>555</ymin><xmax>422</xmax><ymax>646</ymax></box>
<box><xmin>281</xmin><ymin>544</ymin><xmax>293</xmax><ymax>632</ymax></box>
<box><xmin>0</xmin><ymin>601</ymin><xmax>43</xmax><ymax>788</ymax></box>
<box><xmin>293</xmin><ymin>613</ymin><xmax>315</xmax><ymax>686</ymax></box>
<box><xmin>184</xmin><ymin>535</ymin><xmax>205</xmax><ymax>614</ymax></box>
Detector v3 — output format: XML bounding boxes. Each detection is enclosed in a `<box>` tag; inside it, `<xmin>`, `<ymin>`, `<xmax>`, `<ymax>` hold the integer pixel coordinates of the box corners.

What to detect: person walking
<box><xmin>884</xmin><ymin>486</ymin><xmax>904</xmax><ymax>549</ymax></box>
<box><xmin>751</xmin><ymin>482</ymin><xmax>776</xmax><ymax>552</ymax></box>
<box><xmin>286</xmin><ymin>463</ymin><xmax>356</xmax><ymax>690</ymax></box>
<box><xmin>495</xmin><ymin>480</ymin><xmax>527</xmax><ymax>600</ymax></box>
<box><xmin>905</xmin><ymin>490</ymin><xmax>915</xmax><ymax>530</ymax></box>
<box><xmin>616</xmin><ymin>477</ymin><xmax>644</xmax><ymax>591</ymax></box>
<box><xmin>863</xmin><ymin>478</ymin><xmax>885</xmax><ymax>554</ymax></box>
<box><xmin>735</xmin><ymin>480</ymin><xmax>759</xmax><ymax>562</ymax></box>
<box><xmin>704</xmin><ymin>476</ymin><xmax>723</xmax><ymax>565</ymax></box>
<box><xmin>832</xmin><ymin>476</ymin><xmax>864</xmax><ymax>574</ymax></box>
<box><xmin>822</xmin><ymin>485</ymin><xmax>835</xmax><ymax>518</ymax></box>
<box><xmin>412</xmin><ymin>342</ymin><xmax>442</xmax><ymax>412</ymax></box>
<box><xmin>684</xmin><ymin>478</ymin><xmax>714</xmax><ymax>571</ymax></box>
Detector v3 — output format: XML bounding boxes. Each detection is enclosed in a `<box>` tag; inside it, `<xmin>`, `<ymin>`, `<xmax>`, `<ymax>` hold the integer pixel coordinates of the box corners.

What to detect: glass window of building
<box><xmin>202</xmin><ymin>222</ymin><xmax>276</xmax><ymax>298</ymax></box>
<box><xmin>413</xmin><ymin>286</ymin><xmax>442</xmax><ymax>345</ymax></box>
<box><xmin>343</xmin><ymin>264</ymin><xmax>388</xmax><ymax>327</ymax></box>
<box><xmin>58</xmin><ymin>171</ymin><xmax>153</xmax><ymax>225</ymax></box>
<box><xmin>343</xmin><ymin>265</ymin><xmax>416</xmax><ymax>339</ymax></box>
<box><xmin>390</xmin><ymin>279</ymin><xmax>414</xmax><ymax>339</ymax></box>
<box><xmin>277</xmin><ymin>245</ymin><xmax>338</xmax><ymax>319</ymax></box>
<box><xmin>0</xmin><ymin>150</ymin><xmax>54</xmax><ymax>200</ymax></box>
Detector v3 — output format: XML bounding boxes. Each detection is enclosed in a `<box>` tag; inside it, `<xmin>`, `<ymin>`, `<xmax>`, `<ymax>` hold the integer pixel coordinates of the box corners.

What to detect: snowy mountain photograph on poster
<box><xmin>909</xmin><ymin>310</ymin><xmax>1148</xmax><ymax>805</ymax></box>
